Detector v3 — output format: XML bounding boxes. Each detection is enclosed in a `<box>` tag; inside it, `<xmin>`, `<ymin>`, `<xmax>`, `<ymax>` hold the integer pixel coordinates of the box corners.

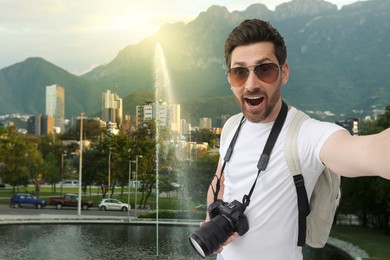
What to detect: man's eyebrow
<box><xmin>255</xmin><ymin>58</ymin><xmax>273</xmax><ymax>64</ymax></box>
<box><xmin>231</xmin><ymin>61</ymin><xmax>246</xmax><ymax>67</ymax></box>
<box><xmin>231</xmin><ymin>58</ymin><xmax>273</xmax><ymax>67</ymax></box>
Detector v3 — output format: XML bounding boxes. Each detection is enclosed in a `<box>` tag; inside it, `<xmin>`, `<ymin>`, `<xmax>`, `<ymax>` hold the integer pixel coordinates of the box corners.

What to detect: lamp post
<box><xmin>107</xmin><ymin>148</ymin><xmax>111</xmax><ymax>198</ymax></box>
<box><xmin>77</xmin><ymin>112</ymin><xmax>84</xmax><ymax>216</ymax></box>
<box><xmin>128</xmin><ymin>159</ymin><xmax>135</xmax><ymax>219</ymax></box>
<box><xmin>135</xmin><ymin>155</ymin><xmax>142</xmax><ymax>217</ymax></box>
<box><xmin>60</xmin><ymin>152</ymin><xmax>67</xmax><ymax>195</ymax></box>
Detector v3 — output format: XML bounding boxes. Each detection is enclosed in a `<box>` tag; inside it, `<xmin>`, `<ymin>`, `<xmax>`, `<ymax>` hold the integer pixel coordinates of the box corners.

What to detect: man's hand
<box><xmin>199</xmin><ymin>221</ymin><xmax>239</xmax><ymax>254</ymax></box>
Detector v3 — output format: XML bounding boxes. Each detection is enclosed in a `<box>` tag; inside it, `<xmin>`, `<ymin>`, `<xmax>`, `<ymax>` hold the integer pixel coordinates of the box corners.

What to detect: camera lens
<box><xmin>189</xmin><ymin>215</ymin><xmax>234</xmax><ymax>258</ymax></box>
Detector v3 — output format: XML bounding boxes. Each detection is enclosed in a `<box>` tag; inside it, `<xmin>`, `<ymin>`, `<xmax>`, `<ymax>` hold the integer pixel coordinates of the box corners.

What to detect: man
<box><xmin>206</xmin><ymin>19</ymin><xmax>390</xmax><ymax>259</ymax></box>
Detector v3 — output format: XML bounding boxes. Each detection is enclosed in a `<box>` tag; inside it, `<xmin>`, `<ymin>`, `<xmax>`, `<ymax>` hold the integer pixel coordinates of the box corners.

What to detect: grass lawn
<box><xmin>331</xmin><ymin>225</ymin><xmax>390</xmax><ymax>260</ymax></box>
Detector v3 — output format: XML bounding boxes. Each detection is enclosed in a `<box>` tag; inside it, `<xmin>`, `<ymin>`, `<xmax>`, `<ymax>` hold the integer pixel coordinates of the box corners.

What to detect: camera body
<box><xmin>208</xmin><ymin>199</ymin><xmax>249</xmax><ymax>236</ymax></box>
<box><xmin>189</xmin><ymin>199</ymin><xmax>249</xmax><ymax>258</ymax></box>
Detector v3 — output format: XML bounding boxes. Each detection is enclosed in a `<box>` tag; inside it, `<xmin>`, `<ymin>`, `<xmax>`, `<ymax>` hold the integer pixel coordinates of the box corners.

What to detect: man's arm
<box><xmin>320</xmin><ymin>128</ymin><xmax>390</xmax><ymax>179</ymax></box>
<box><xmin>204</xmin><ymin>158</ymin><xmax>238</xmax><ymax>253</ymax></box>
<box><xmin>206</xmin><ymin>158</ymin><xmax>224</xmax><ymax>221</ymax></box>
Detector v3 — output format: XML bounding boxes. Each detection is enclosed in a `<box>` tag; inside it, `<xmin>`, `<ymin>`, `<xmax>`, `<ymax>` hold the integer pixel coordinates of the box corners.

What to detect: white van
<box><xmin>62</xmin><ymin>180</ymin><xmax>79</xmax><ymax>186</ymax></box>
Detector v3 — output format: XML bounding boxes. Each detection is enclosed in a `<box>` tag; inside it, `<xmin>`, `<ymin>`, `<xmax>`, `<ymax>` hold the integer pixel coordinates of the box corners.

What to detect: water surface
<box><xmin>0</xmin><ymin>224</ymin><xmax>350</xmax><ymax>260</ymax></box>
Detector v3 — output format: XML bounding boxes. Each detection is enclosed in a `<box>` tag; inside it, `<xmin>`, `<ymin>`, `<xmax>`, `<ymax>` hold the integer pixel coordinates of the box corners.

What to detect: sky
<box><xmin>0</xmin><ymin>0</ymin><xmax>367</xmax><ymax>75</ymax></box>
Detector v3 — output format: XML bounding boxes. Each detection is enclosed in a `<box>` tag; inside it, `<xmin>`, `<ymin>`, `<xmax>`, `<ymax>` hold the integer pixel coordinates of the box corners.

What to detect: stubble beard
<box><xmin>239</xmin><ymin>86</ymin><xmax>282</xmax><ymax>123</ymax></box>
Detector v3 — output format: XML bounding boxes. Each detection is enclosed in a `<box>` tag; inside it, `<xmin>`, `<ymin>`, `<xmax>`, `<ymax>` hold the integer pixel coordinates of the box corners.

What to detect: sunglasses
<box><xmin>227</xmin><ymin>63</ymin><xmax>281</xmax><ymax>87</ymax></box>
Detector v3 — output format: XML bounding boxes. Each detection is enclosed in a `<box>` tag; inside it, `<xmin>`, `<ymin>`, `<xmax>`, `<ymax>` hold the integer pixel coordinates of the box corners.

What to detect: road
<box><xmin>0</xmin><ymin>204</ymin><xmax>141</xmax><ymax>217</ymax></box>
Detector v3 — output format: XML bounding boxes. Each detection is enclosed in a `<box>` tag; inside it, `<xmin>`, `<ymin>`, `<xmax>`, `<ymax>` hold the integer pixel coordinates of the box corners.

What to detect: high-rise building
<box><xmin>181</xmin><ymin>119</ymin><xmax>191</xmax><ymax>136</ymax></box>
<box><xmin>27</xmin><ymin>114</ymin><xmax>54</xmax><ymax>136</ymax></box>
<box><xmin>41</xmin><ymin>115</ymin><xmax>54</xmax><ymax>135</ymax></box>
<box><xmin>199</xmin><ymin>117</ymin><xmax>212</xmax><ymax>129</ymax></box>
<box><xmin>169</xmin><ymin>104</ymin><xmax>181</xmax><ymax>134</ymax></box>
<box><xmin>46</xmin><ymin>84</ymin><xmax>65</xmax><ymax>133</ymax></box>
<box><xmin>27</xmin><ymin>115</ymin><xmax>41</xmax><ymax>136</ymax></box>
<box><xmin>136</xmin><ymin>101</ymin><xmax>181</xmax><ymax>134</ymax></box>
<box><xmin>102</xmin><ymin>90</ymin><xmax>123</xmax><ymax>127</ymax></box>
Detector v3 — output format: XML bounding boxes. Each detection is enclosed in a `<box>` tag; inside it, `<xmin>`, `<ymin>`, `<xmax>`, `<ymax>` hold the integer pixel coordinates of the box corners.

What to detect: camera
<box><xmin>189</xmin><ymin>199</ymin><xmax>249</xmax><ymax>258</ymax></box>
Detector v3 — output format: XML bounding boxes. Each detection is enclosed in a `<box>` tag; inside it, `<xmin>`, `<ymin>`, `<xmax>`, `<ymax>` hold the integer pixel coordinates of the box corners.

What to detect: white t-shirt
<box><xmin>217</xmin><ymin>107</ymin><xmax>344</xmax><ymax>260</ymax></box>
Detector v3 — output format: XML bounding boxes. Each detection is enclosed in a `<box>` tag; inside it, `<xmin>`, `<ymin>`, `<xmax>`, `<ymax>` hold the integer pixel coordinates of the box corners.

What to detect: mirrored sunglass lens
<box><xmin>255</xmin><ymin>64</ymin><xmax>279</xmax><ymax>83</ymax></box>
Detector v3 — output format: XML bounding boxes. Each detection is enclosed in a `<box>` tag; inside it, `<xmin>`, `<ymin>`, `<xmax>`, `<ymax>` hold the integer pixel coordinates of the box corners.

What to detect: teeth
<box><xmin>245</xmin><ymin>97</ymin><xmax>263</xmax><ymax>106</ymax></box>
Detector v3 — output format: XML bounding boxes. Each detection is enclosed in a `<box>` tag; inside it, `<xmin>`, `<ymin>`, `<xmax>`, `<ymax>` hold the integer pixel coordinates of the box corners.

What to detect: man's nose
<box><xmin>244</xmin><ymin>70</ymin><xmax>261</xmax><ymax>91</ymax></box>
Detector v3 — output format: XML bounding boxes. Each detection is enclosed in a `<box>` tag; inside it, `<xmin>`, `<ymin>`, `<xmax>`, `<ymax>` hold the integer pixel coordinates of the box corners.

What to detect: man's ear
<box><xmin>281</xmin><ymin>62</ymin><xmax>290</xmax><ymax>85</ymax></box>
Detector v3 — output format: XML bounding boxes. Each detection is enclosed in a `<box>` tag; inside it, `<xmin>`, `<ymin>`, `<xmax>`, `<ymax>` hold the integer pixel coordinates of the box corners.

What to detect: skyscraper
<box><xmin>27</xmin><ymin>114</ymin><xmax>54</xmax><ymax>136</ymax></box>
<box><xmin>136</xmin><ymin>101</ymin><xmax>181</xmax><ymax>134</ymax></box>
<box><xmin>46</xmin><ymin>84</ymin><xmax>65</xmax><ymax>133</ymax></box>
<box><xmin>102</xmin><ymin>90</ymin><xmax>123</xmax><ymax>127</ymax></box>
<box><xmin>199</xmin><ymin>117</ymin><xmax>212</xmax><ymax>129</ymax></box>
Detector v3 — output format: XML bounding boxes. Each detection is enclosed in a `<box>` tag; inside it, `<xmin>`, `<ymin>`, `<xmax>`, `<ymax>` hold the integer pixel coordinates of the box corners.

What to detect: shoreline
<box><xmin>0</xmin><ymin>214</ymin><xmax>200</xmax><ymax>226</ymax></box>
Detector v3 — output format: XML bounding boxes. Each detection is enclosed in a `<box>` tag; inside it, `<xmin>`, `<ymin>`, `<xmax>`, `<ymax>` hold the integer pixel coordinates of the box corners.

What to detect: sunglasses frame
<box><xmin>227</xmin><ymin>63</ymin><xmax>281</xmax><ymax>88</ymax></box>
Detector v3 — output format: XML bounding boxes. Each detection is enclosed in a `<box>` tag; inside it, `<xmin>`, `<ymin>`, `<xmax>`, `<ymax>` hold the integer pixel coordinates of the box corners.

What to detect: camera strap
<box><xmin>214</xmin><ymin>101</ymin><xmax>288</xmax><ymax>210</ymax></box>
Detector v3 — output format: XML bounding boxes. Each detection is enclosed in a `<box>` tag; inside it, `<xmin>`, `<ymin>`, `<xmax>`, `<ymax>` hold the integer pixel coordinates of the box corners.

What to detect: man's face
<box><xmin>228</xmin><ymin>42</ymin><xmax>289</xmax><ymax>123</ymax></box>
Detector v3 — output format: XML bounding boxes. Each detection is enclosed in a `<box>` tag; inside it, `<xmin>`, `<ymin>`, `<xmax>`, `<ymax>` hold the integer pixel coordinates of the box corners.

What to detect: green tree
<box><xmin>38</xmin><ymin>134</ymin><xmax>70</xmax><ymax>193</ymax></box>
<box><xmin>184</xmin><ymin>151</ymin><xmax>219</xmax><ymax>204</ymax></box>
<box><xmin>0</xmin><ymin>127</ymin><xmax>44</xmax><ymax>194</ymax></box>
<box><xmin>135</xmin><ymin>120</ymin><xmax>157</xmax><ymax>208</ymax></box>
<box><xmin>190</xmin><ymin>129</ymin><xmax>218</xmax><ymax>148</ymax></box>
<box><xmin>62</xmin><ymin>118</ymin><xmax>106</xmax><ymax>142</ymax></box>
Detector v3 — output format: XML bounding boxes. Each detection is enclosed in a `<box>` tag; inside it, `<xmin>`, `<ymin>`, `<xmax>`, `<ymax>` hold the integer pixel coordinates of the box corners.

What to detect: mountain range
<box><xmin>1</xmin><ymin>0</ymin><xmax>390</xmax><ymax>126</ymax></box>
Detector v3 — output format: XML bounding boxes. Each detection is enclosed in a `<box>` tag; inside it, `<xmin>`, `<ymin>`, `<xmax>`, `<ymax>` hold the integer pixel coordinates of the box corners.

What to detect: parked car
<box><xmin>61</xmin><ymin>180</ymin><xmax>79</xmax><ymax>186</ymax></box>
<box><xmin>193</xmin><ymin>204</ymin><xmax>207</xmax><ymax>211</ymax></box>
<box><xmin>98</xmin><ymin>199</ymin><xmax>130</xmax><ymax>212</ymax></box>
<box><xmin>10</xmin><ymin>193</ymin><xmax>46</xmax><ymax>209</ymax></box>
<box><xmin>49</xmin><ymin>194</ymin><xmax>92</xmax><ymax>210</ymax></box>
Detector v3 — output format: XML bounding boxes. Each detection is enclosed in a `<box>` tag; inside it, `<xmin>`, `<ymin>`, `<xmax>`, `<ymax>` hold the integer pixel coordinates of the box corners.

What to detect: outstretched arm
<box><xmin>320</xmin><ymin>128</ymin><xmax>390</xmax><ymax>179</ymax></box>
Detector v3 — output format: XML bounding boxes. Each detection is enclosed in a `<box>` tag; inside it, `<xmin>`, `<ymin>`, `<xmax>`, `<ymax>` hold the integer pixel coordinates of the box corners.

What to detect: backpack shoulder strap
<box><xmin>285</xmin><ymin>110</ymin><xmax>310</xmax><ymax>176</ymax></box>
<box><xmin>285</xmin><ymin>109</ymin><xmax>311</xmax><ymax>247</ymax></box>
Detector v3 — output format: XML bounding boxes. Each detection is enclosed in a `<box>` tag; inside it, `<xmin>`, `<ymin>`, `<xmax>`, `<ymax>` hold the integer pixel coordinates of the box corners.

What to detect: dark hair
<box><xmin>224</xmin><ymin>19</ymin><xmax>287</xmax><ymax>68</ymax></box>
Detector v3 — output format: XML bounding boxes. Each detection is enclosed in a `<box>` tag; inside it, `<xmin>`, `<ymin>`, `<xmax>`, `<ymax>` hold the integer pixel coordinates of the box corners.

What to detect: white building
<box><xmin>199</xmin><ymin>117</ymin><xmax>212</xmax><ymax>129</ymax></box>
<box><xmin>136</xmin><ymin>101</ymin><xmax>181</xmax><ymax>134</ymax></box>
<box><xmin>46</xmin><ymin>84</ymin><xmax>65</xmax><ymax>133</ymax></box>
<box><xmin>102</xmin><ymin>90</ymin><xmax>123</xmax><ymax>127</ymax></box>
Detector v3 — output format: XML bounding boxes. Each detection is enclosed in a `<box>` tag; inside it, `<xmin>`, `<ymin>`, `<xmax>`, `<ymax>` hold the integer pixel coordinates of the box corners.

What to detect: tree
<box><xmin>0</xmin><ymin>126</ymin><xmax>44</xmax><ymax>194</ymax></box>
<box><xmin>38</xmin><ymin>134</ymin><xmax>70</xmax><ymax>193</ymax></box>
<box><xmin>62</xmin><ymin>118</ymin><xmax>106</xmax><ymax>142</ymax></box>
<box><xmin>184</xmin><ymin>151</ymin><xmax>219</xmax><ymax>203</ymax></box>
<box><xmin>190</xmin><ymin>129</ymin><xmax>218</xmax><ymax>148</ymax></box>
<box><xmin>135</xmin><ymin>120</ymin><xmax>157</xmax><ymax>208</ymax></box>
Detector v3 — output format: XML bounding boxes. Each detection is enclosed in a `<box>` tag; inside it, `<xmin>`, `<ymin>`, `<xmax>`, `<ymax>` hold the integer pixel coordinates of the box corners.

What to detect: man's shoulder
<box><xmin>220</xmin><ymin>113</ymin><xmax>243</xmax><ymax>144</ymax></box>
<box><xmin>223</xmin><ymin>113</ymin><xmax>243</xmax><ymax>130</ymax></box>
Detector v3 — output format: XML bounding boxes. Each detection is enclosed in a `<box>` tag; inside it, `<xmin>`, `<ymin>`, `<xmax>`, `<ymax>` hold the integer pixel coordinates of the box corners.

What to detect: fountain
<box><xmin>153</xmin><ymin>42</ymin><xmax>176</xmax><ymax>257</ymax></box>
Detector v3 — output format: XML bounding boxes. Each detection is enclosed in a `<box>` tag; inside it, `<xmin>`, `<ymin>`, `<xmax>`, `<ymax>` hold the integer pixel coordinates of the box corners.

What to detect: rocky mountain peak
<box><xmin>275</xmin><ymin>0</ymin><xmax>338</xmax><ymax>20</ymax></box>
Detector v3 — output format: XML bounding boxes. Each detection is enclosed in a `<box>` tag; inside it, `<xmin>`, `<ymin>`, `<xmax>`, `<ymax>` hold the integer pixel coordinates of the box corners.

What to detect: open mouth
<box><xmin>245</xmin><ymin>96</ymin><xmax>264</xmax><ymax>106</ymax></box>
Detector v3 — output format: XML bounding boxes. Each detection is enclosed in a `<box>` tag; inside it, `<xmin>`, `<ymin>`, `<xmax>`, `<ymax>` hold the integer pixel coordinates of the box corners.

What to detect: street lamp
<box><xmin>60</xmin><ymin>152</ymin><xmax>67</xmax><ymax>195</ymax></box>
<box><xmin>135</xmin><ymin>155</ymin><xmax>142</xmax><ymax>217</ymax></box>
<box><xmin>108</xmin><ymin>147</ymin><xmax>111</xmax><ymax>198</ymax></box>
<box><xmin>77</xmin><ymin>112</ymin><xmax>84</xmax><ymax>216</ymax></box>
<box><xmin>128</xmin><ymin>159</ymin><xmax>135</xmax><ymax>219</ymax></box>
